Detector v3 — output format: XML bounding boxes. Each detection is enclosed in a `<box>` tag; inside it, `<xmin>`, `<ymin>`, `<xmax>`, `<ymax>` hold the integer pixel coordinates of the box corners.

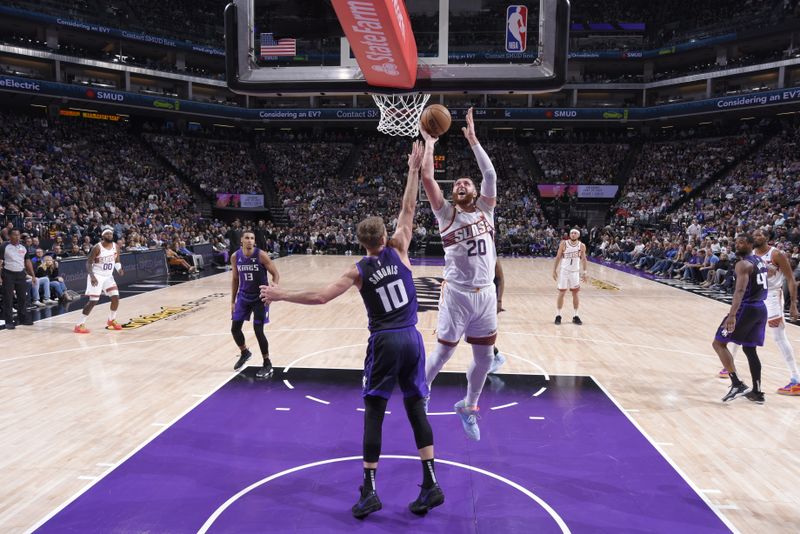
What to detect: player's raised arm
<box><xmin>391</xmin><ymin>140</ymin><xmax>423</xmax><ymax>254</ymax></box>
<box><xmin>419</xmin><ymin>128</ymin><xmax>444</xmax><ymax>211</ymax></box>
<box><xmin>463</xmin><ymin>107</ymin><xmax>496</xmax><ymax>210</ymax></box>
<box><xmin>260</xmin><ymin>265</ymin><xmax>359</xmax><ymax>305</ymax></box>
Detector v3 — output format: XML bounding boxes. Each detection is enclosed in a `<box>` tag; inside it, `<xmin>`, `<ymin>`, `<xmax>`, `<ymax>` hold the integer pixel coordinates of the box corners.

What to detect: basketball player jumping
<box><xmin>713</xmin><ymin>234</ymin><xmax>769</xmax><ymax>404</ymax></box>
<box><xmin>552</xmin><ymin>228</ymin><xmax>587</xmax><ymax>325</ymax></box>
<box><xmin>260</xmin><ymin>141</ymin><xmax>443</xmax><ymax>519</ymax></box>
<box><xmin>422</xmin><ymin>107</ymin><xmax>498</xmax><ymax>441</ymax></box>
<box><xmin>231</xmin><ymin>231</ymin><xmax>280</xmax><ymax>380</ymax></box>
<box><xmin>74</xmin><ymin>226</ymin><xmax>124</xmax><ymax>333</ymax></box>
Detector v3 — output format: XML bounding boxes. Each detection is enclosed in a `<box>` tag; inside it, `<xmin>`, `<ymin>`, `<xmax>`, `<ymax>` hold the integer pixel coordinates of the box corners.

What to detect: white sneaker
<box><xmin>33</xmin><ymin>300</ymin><xmax>47</xmax><ymax>308</ymax></box>
<box><xmin>45</xmin><ymin>299</ymin><xmax>59</xmax><ymax>305</ymax></box>
<box><xmin>488</xmin><ymin>351</ymin><xmax>506</xmax><ymax>374</ymax></box>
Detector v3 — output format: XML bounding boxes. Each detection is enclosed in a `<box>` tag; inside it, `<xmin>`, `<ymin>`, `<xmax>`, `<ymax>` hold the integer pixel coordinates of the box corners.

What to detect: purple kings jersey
<box><xmin>356</xmin><ymin>246</ymin><xmax>418</xmax><ymax>332</ymax></box>
<box><xmin>236</xmin><ymin>247</ymin><xmax>267</xmax><ymax>296</ymax></box>
<box><xmin>742</xmin><ymin>254</ymin><xmax>768</xmax><ymax>304</ymax></box>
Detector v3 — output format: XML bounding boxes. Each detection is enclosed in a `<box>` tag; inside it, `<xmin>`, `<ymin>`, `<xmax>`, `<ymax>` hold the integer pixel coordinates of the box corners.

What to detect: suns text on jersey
<box><xmin>443</xmin><ymin>220</ymin><xmax>492</xmax><ymax>247</ymax></box>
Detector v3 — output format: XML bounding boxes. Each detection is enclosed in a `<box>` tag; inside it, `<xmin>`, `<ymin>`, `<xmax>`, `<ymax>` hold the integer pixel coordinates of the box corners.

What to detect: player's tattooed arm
<box><xmin>87</xmin><ymin>244</ymin><xmax>100</xmax><ymax>286</ymax></box>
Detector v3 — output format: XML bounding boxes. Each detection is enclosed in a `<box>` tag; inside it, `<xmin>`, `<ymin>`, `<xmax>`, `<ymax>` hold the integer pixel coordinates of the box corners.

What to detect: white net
<box><xmin>371</xmin><ymin>93</ymin><xmax>431</xmax><ymax>137</ymax></box>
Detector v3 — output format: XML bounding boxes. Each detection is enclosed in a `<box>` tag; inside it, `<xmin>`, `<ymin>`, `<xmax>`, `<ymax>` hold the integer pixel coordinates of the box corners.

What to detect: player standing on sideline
<box><xmin>713</xmin><ymin>234</ymin><xmax>769</xmax><ymax>404</ymax></box>
<box><xmin>74</xmin><ymin>226</ymin><xmax>123</xmax><ymax>333</ymax></box>
<box><xmin>231</xmin><ymin>231</ymin><xmax>280</xmax><ymax>380</ymax></box>
<box><xmin>552</xmin><ymin>228</ymin><xmax>587</xmax><ymax>325</ymax></box>
<box><xmin>422</xmin><ymin>107</ymin><xmax>498</xmax><ymax>441</ymax></box>
<box><xmin>261</xmin><ymin>141</ymin><xmax>443</xmax><ymax>519</ymax></box>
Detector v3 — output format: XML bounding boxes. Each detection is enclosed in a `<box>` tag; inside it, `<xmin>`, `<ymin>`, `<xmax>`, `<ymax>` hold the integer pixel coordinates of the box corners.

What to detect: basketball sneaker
<box><xmin>488</xmin><ymin>348</ymin><xmax>506</xmax><ymax>374</ymax></box>
<box><xmin>409</xmin><ymin>483</ymin><xmax>445</xmax><ymax>515</ymax></box>
<box><xmin>554</xmin><ymin>315</ymin><xmax>562</xmax><ymax>325</ymax></box>
<box><xmin>776</xmin><ymin>381</ymin><xmax>800</xmax><ymax>396</ymax></box>
<box><xmin>106</xmin><ymin>320</ymin><xmax>122</xmax><ymax>331</ymax></box>
<box><xmin>233</xmin><ymin>349</ymin><xmax>252</xmax><ymax>372</ymax></box>
<box><xmin>454</xmin><ymin>400</ymin><xmax>481</xmax><ymax>441</ymax></box>
<box><xmin>722</xmin><ymin>382</ymin><xmax>750</xmax><ymax>402</ymax></box>
<box><xmin>744</xmin><ymin>391</ymin><xmax>765</xmax><ymax>404</ymax></box>
<box><xmin>351</xmin><ymin>486</ymin><xmax>382</xmax><ymax>519</ymax></box>
<box><xmin>572</xmin><ymin>316</ymin><xmax>583</xmax><ymax>325</ymax></box>
<box><xmin>255</xmin><ymin>360</ymin><xmax>274</xmax><ymax>380</ymax></box>
<box><xmin>73</xmin><ymin>324</ymin><xmax>90</xmax><ymax>334</ymax></box>
<box><xmin>718</xmin><ymin>368</ymin><xmax>730</xmax><ymax>379</ymax></box>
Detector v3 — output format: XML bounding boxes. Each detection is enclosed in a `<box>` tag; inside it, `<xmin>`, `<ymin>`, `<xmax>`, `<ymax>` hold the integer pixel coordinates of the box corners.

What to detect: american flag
<box><xmin>260</xmin><ymin>33</ymin><xmax>296</xmax><ymax>57</ymax></box>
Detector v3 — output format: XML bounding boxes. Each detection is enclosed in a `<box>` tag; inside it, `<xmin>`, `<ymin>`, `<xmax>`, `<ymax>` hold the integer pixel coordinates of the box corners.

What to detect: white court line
<box><xmin>529</xmin><ymin>416</ymin><xmax>545</xmax><ymax>420</ymax></box>
<box><xmin>282</xmin><ymin>380</ymin><xmax>294</xmax><ymax>390</ymax></box>
<box><xmin>25</xmin><ymin>370</ymin><xmax>241</xmax><ymax>534</ymax></box>
<box><xmin>533</xmin><ymin>387</ymin><xmax>547</xmax><ymax>397</ymax></box>
<box><xmin>428</xmin><ymin>411</ymin><xmax>457</xmax><ymax>416</ymax></box>
<box><xmin>490</xmin><ymin>402</ymin><xmax>519</xmax><ymax>411</ymax></box>
<box><xmin>275</xmin><ymin>408</ymin><xmax>291</xmax><ymax>412</ymax></box>
<box><xmin>356</xmin><ymin>408</ymin><xmax>365</xmax><ymax>412</ymax></box>
<box><xmin>304</xmin><ymin>395</ymin><xmax>330</xmax><ymax>405</ymax></box>
<box><xmin>196</xmin><ymin>455</ymin><xmax>571</xmax><ymax>534</ymax></box>
<box><xmin>591</xmin><ymin>376</ymin><xmax>740</xmax><ymax>534</ymax></box>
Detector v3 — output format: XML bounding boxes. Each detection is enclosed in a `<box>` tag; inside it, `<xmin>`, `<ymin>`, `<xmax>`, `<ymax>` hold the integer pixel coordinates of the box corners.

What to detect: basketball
<box><xmin>420</xmin><ymin>104</ymin><xmax>452</xmax><ymax>137</ymax></box>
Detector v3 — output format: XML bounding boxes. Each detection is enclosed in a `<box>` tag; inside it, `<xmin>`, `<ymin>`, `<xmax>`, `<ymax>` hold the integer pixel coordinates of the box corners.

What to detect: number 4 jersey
<box><xmin>356</xmin><ymin>246</ymin><xmax>418</xmax><ymax>332</ymax></box>
<box><xmin>435</xmin><ymin>199</ymin><xmax>496</xmax><ymax>288</ymax></box>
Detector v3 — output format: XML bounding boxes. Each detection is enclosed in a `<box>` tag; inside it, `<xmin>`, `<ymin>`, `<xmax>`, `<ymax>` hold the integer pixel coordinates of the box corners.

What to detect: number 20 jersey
<box><xmin>356</xmin><ymin>246</ymin><xmax>418</xmax><ymax>333</ymax></box>
<box><xmin>435</xmin><ymin>200</ymin><xmax>496</xmax><ymax>288</ymax></box>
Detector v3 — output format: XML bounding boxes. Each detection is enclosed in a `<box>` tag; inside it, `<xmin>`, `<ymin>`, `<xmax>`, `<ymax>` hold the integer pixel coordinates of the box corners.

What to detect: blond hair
<box><xmin>356</xmin><ymin>217</ymin><xmax>386</xmax><ymax>249</ymax></box>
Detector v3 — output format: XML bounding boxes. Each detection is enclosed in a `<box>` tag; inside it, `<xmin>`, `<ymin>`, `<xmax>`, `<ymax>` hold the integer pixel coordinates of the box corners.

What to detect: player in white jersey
<box><xmin>726</xmin><ymin>229</ymin><xmax>800</xmax><ymax>394</ymax></box>
<box><xmin>74</xmin><ymin>225</ymin><xmax>124</xmax><ymax>333</ymax></box>
<box><xmin>552</xmin><ymin>229</ymin><xmax>587</xmax><ymax>325</ymax></box>
<box><xmin>422</xmin><ymin>108</ymin><xmax>497</xmax><ymax>441</ymax></box>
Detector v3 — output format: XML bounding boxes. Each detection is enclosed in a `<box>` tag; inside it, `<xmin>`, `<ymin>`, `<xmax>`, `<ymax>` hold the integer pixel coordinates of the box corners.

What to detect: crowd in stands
<box><xmin>145</xmin><ymin>135</ymin><xmax>262</xmax><ymax>198</ymax></box>
<box><xmin>531</xmin><ymin>143</ymin><xmax>629</xmax><ymax>185</ymax></box>
<box><xmin>613</xmin><ymin>132</ymin><xmax>762</xmax><ymax>225</ymax></box>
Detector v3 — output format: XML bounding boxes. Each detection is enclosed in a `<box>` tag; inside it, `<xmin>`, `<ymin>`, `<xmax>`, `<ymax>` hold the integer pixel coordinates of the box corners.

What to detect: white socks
<box><xmin>425</xmin><ymin>343</ymin><xmax>457</xmax><ymax>392</ymax></box>
<box><xmin>773</xmin><ymin>324</ymin><xmax>800</xmax><ymax>382</ymax></box>
<box><xmin>465</xmin><ymin>344</ymin><xmax>494</xmax><ymax>407</ymax></box>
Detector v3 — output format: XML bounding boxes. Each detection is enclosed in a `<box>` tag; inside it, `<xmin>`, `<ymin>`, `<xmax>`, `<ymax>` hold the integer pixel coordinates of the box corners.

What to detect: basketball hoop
<box><xmin>371</xmin><ymin>93</ymin><xmax>431</xmax><ymax>137</ymax></box>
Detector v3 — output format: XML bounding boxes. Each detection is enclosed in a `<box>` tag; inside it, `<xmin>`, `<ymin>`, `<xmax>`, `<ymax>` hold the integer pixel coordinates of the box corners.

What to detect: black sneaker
<box><xmin>722</xmin><ymin>382</ymin><xmax>751</xmax><ymax>402</ymax></box>
<box><xmin>744</xmin><ymin>391</ymin><xmax>765</xmax><ymax>404</ymax></box>
<box><xmin>554</xmin><ymin>315</ymin><xmax>562</xmax><ymax>325</ymax></box>
<box><xmin>233</xmin><ymin>349</ymin><xmax>252</xmax><ymax>371</ymax></box>
<box><xmin>352</xmin><ymin>486</ymin><xmax>382</xmax><ymax>519</ymax></box>
<box><xmin>572</xmin><ymin>316</ymin><xmax>583</xmax><ymax>325</ymax></box>
<box><xmin>409</xmin><ymin>483</ymin><xmax>444</xmax><ymax>515</ymax></box>
<box><xmin>255</xmin><ymin>361</ymin><xmax>274</xmax><ymax>380</ymax></box>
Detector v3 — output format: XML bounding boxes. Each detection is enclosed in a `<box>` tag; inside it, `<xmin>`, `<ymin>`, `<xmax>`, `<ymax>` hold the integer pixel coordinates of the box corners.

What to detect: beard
<box><xmin>453</xmin><ymin>191</ymin><xmax>476</xmax><ymax>208</ymax></box>
<box><xmin>102</xmin><ymin>235</ymin><xmax>114</xmax><ymax>243</ymax></box>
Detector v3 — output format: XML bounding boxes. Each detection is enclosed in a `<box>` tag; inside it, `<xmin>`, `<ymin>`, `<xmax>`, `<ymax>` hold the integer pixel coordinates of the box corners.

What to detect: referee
<box><xmin>0</xmin><ymin>229</ymin><xmax>36</xmax><ymax>329</ymax></box>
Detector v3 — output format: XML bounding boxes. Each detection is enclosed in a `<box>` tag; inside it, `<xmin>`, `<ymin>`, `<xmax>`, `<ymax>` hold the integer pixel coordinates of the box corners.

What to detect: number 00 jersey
<box><xmin>92</xmin><ymin>242</ymin><xmax>117</xmax><ymax>277</ymax></box>
<box><xmin>434</xmin><ymin>199</ymin><xmax>497</xmax><ymax>288</ymax></box>
<box><xmin>356</xmin><ymin>246</ymin><xmax>418</xmax><ymax>333</ymax></box>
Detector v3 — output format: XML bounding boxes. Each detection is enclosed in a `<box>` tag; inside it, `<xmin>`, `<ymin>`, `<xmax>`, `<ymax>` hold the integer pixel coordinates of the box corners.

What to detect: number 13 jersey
<box><xmin>435</xmin><ymin>199</ymin><xmax>496</xmax><ymax>288</ymax></box>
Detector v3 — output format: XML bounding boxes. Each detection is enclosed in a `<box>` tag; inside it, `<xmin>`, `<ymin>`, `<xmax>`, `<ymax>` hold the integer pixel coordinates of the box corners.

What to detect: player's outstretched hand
<box><xmin>497</xmin><ymin>301</ymin><xmax>505</xmax><ymax>313</ymax></box>
<box><xmin>420</xmin><ymin>126</ymin><xmax>437</xmax><ymax>146</ymax></box>
<box><xmin>408</xmin><ymin>140</ymin><xmax>424</xmax><ymax>171</ymax></box>
<box><xmin>462</xmin><ymin>107</ymin><xmax>478</xmax><ymax>146</ymax></box>
<box><xmin>260</xmin><ymin>284</ymin><xmax>283</xmax><ymax>304</ymax></box>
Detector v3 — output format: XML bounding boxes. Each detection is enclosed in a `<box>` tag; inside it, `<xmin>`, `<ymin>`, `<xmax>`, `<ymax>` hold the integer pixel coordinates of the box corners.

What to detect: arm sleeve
<box><xmin>473</xmin><ymin>143</ymin><xmax>496</xmax><ymax>199</ymax></box>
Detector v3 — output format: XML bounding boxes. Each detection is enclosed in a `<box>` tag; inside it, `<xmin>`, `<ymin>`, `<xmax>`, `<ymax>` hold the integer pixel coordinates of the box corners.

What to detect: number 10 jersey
<box><xmin>356</xmin><ymin>246</ymin><xmax>418</xmax><ymax>333</ymax></box>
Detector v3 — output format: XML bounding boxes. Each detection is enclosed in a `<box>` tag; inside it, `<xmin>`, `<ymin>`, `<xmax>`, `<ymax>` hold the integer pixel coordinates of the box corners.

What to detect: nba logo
<box><xmin>506</xmin><ymin>5</ymin><xmax>528</xmax><ymax>53</ymax></box>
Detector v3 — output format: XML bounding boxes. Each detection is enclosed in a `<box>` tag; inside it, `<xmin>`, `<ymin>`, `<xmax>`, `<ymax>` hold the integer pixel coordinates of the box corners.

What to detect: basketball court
<box><xmin>3</xmin><ymin>256</ymin><xmax>798</xmax><ymax>532</ymax></box>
